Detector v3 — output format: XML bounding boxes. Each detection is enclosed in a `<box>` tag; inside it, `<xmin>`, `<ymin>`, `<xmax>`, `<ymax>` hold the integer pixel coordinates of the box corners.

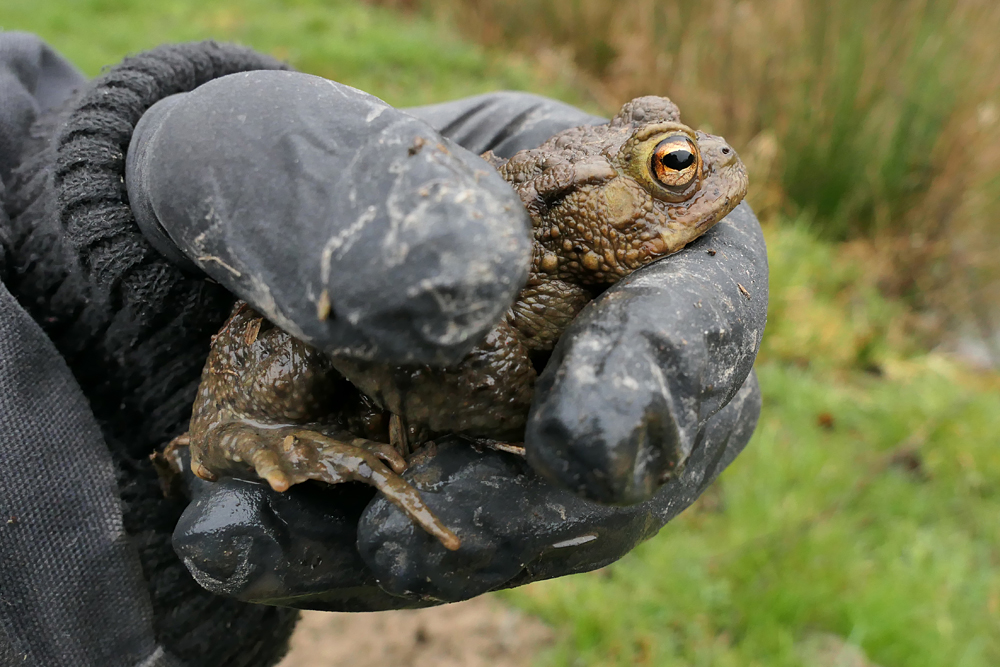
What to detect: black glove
<box><xmin>124</xmin><ymin>72</ymin><xmax>767</xmax><ymax>607</ymax></box>
<box><xmin>0</xmin><ymin>36</ymin><xmax>766</xmax><ymax>666</ymax></box>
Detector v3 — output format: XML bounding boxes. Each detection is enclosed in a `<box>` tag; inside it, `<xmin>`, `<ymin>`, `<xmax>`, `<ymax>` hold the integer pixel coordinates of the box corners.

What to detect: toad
<box><xmin>180</xmin><ymin>96</ymin><xmax>748</xmax><ymax>550</ymax></box>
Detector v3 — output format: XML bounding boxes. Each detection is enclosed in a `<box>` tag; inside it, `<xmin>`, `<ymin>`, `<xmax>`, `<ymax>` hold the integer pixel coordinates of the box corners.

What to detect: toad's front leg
<box><xmin>183</xmin><ymin>302</ymin><xmax>460</xmax><ymax>550</ymax></box>
<box><xmin>189</xmin><ymin>421</ymin><xmax>460</xmax><ymax>551</ymax></box>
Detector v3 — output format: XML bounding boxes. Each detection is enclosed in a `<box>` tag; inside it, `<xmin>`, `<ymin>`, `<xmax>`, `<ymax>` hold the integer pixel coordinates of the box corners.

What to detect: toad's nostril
<box><xmin>721</xmin><ymin>147</ymin><xmax>731</xmax><ymax>155</ymax></box>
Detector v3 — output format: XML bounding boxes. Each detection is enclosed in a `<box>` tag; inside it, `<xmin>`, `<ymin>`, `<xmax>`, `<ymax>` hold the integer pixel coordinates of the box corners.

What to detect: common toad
<box><xmin>182</xmin><ymin>96</ymin><xmax>748</xmax><ymax>550</ymax></box>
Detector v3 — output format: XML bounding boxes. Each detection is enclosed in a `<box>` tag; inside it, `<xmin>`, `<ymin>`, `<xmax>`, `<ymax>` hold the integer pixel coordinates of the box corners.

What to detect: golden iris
<box><xmin>651</xmin><ymin>136</ymin><xmax>699</xmax><ymax>189</ymax></box>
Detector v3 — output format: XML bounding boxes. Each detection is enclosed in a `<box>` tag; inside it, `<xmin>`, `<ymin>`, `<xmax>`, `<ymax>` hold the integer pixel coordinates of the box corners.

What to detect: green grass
<box><xmin>774</xmin><ymin>0</ymin><xmax>969</xmax><ymax>239</ymax></box>
<box><xmin>1</xmin><ymin>0</ymin><xmax>580</xmax><ymax>107</ymax></box>
<box><xmin>4</xmin><ymin>3</ymin><xmax>999</xmax><ymax>665</ymax></box>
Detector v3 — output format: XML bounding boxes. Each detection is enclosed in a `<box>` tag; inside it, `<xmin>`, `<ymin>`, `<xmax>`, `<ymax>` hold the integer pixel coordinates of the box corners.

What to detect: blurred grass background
<box><xmin>379</xmin><ymin>0</ymin><xmax>1000</xmax><ymax>361</ymax></box>
<box><xmin>3</xmin><ymin>0</ymin><xmax>999</xmax><ymax>665</ymax></box>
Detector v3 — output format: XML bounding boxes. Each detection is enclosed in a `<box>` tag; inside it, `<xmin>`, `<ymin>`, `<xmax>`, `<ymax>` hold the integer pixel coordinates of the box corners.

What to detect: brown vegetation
<box><xmin>374</xmin><ymin>0</ymin><xmax>1000</xmax><ymax>351</ymax></box>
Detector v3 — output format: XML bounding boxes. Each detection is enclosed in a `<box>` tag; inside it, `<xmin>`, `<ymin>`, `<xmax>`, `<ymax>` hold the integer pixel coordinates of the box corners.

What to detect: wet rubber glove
<box><xmin>125</xmin><ymin>73</ymin><xmax>767</xmax><ymax>608</ymax></box>
<box><xmin>1</xmin><ymin>38</ymin><xmax>765</xmax><ymax>667</ymax></box>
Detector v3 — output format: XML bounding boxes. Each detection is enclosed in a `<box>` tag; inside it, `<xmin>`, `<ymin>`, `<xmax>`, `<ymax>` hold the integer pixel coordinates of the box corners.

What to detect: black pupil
<box><xmin>661</xmin><ymin>149</ymin><xmax>695</xmax><ymax>171</ymax></box>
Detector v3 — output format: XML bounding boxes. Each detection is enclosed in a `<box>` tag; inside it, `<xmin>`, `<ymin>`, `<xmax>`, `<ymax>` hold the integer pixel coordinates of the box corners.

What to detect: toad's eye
<box><xmin>661</xmin><ymin>149</ymin><xmax>694</xmax><ymax>170</ymax></box>
<box><xmin>651</xmin><ymin>136</ymin><xmax>699</xmax><ymax>189</ymax></box>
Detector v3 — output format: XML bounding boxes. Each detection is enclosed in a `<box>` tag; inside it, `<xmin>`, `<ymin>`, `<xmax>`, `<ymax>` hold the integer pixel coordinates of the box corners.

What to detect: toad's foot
<box><xmin>188</xmin><ymin>423</ymin><xmax>461</xmax><ymax>551</ymax></box>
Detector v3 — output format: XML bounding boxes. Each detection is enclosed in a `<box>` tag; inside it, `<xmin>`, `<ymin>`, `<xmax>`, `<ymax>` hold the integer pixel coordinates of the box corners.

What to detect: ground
<box><xmin>277</xmin><ymin>597</ymin><xmax>552</xmax><ymax>667</ymax></box>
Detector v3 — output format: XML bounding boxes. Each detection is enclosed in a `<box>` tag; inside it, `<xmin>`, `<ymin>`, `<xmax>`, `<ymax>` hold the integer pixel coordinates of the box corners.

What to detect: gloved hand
<box><xmin>0</xmin><ymin>36</ymin><xmax>766</xmax><ymax>667</ymax></box>
<box><xmin>124</xmin><ymin>73</ymin><xmax>767</xmax><ymax>608</ymax></box>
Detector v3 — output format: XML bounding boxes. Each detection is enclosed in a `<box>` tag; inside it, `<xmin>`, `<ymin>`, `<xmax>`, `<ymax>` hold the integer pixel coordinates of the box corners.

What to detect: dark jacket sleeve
<box><xmin>0</xmin><ymin>33</ymin><xmax>184</xmax><ymax>667</ymax></box>
<box><xmin>2</xmin><ymin>39</ymin><xmax>300</xmax><ymax>667</ymax></box>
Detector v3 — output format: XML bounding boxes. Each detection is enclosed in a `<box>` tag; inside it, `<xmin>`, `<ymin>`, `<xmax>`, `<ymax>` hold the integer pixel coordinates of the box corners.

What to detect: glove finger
<box><xmin>507</xmin><ymin>372</ymin><xmax>761</xmax><ymax>587</ymax></box>
<box><xmin>359</xmin><ymin>437</ymin><xmax>637</xmax><ymax>603</ymax></box>
<box><xmin>172</xmin><ymin>473</ymin><xmax>428</xmax><ymax>611</ymax></box>
<box><xmin>526</xmin><ymin>202</ymin><xmax>768</xmax><ymax>505</ymax></box>
<box><xmin>126</xmin><ymin>70</ymin><xmax>533</xmax><ymax>366</ymax></box>
<box><xmin>358</xmin><ymin>374</ymin><xmax>759</xmax><ymax>602</ymax></box>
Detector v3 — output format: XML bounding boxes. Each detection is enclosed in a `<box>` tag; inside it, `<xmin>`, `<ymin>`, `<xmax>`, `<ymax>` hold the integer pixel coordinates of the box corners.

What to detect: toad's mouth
<box><xmin>696</xmin><ymin>205</ymin><xmax>731</xmax><ymax>231</ymax></box>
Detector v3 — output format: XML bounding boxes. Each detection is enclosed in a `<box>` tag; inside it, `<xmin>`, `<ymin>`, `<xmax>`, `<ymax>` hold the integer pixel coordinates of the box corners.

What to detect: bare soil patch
<box><xmin>278</xmin><ymin>596</ymin><xmax>553</xmax><ymax>667</ymax></box>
